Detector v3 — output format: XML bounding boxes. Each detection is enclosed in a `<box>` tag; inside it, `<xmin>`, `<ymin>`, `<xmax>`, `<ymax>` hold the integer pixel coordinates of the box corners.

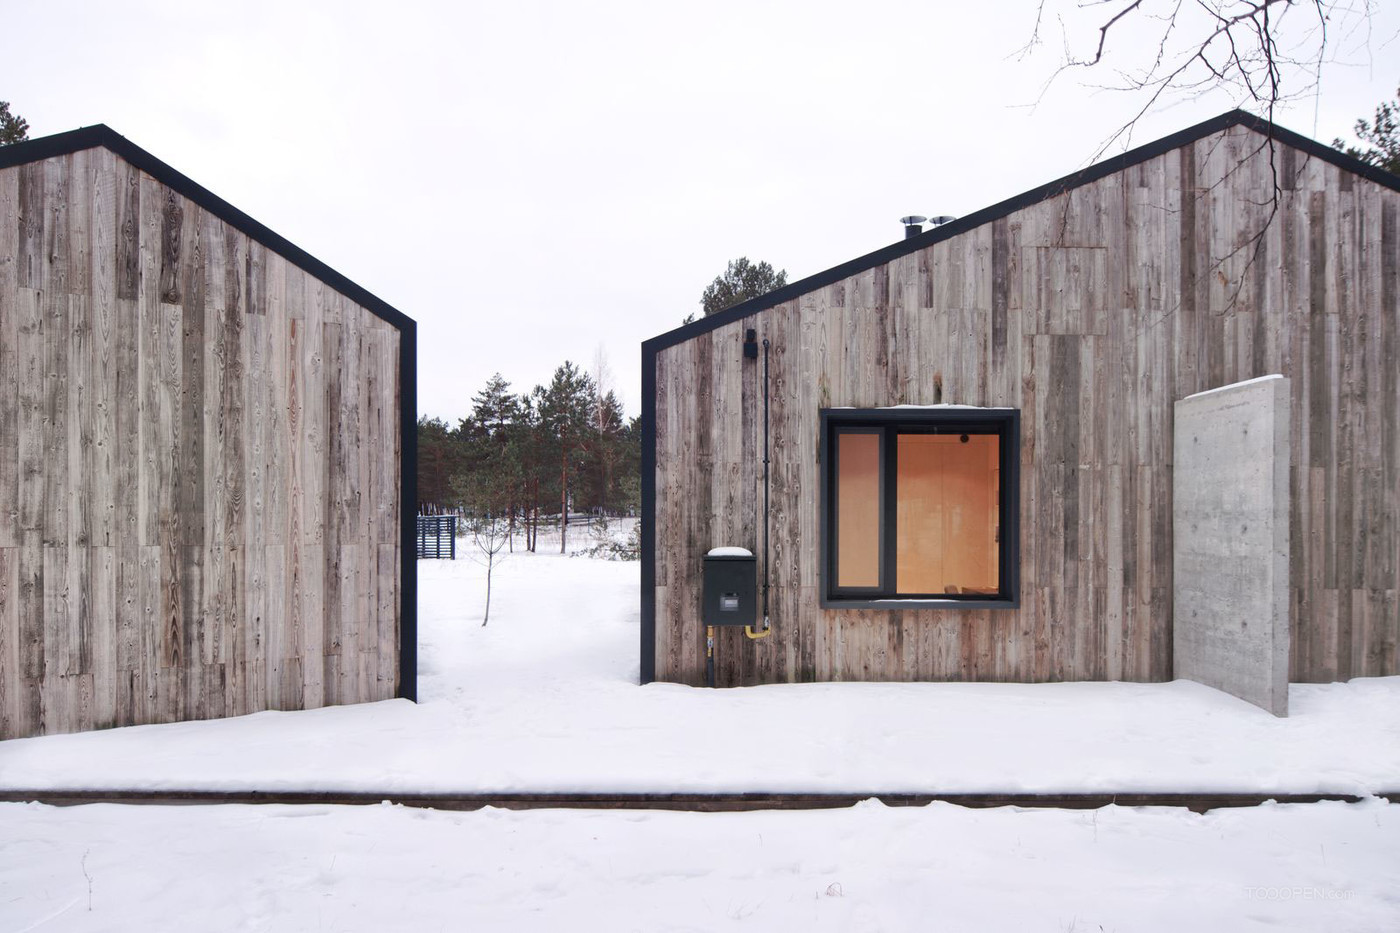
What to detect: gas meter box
<box><xmin>703</xmin><ymin>548</ymin><xmax>757</xmax><ymax>627</ymax></box>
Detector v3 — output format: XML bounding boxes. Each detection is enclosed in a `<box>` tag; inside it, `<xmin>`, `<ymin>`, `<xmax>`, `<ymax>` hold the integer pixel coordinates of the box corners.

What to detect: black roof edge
<box><xmin>0</xmin><ymin>124</ymin><xmax>415</xmax><ymax>333</ymax></box>
<box><xmin>644</xmin><ymin>108</ymin><xmax>1400</xmax><ymax>354</ymax></box>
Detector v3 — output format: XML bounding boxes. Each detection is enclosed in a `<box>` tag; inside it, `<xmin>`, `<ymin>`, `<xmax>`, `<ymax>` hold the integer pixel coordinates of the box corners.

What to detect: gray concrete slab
<box><xmin>1173</xmin><ymin>375</ymin><xmax>1291</xmax><ymax>716</ymax></box>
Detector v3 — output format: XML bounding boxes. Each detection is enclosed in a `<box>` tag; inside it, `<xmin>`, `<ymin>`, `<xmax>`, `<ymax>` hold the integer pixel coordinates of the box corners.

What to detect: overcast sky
<box><xmin>8</xmin><ymin>0</ymin><xmax>1397</xmax><ymax>421</ymax></box>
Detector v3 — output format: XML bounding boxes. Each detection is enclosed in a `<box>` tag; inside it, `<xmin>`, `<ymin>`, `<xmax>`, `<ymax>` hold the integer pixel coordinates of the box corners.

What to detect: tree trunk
<box><xmin>482</xmin><ymin>553</ymin><xmax>493</xmax><ymax>625</ymax></box>
<box><xmin>602</xmin><ymin>454</ymin><xmax>612</xmax><ymax>515</ymax></box>
<box><xmin>559</xmin><ymin>454</ymin><xmax>568</xmax><ymax>554</ymax></box>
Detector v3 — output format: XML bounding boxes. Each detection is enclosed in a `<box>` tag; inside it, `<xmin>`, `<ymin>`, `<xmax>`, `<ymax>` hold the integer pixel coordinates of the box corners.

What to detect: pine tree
<box><xmin>1334</xmin><ymin>84</ymin><xmax>1400</xmax><ymax>176</ymax></box>
<box><xmin>417</xmin><ymin>416</ymin><xmax>465</xmax><ymax>513</ymax></box>
<box><xmin>533</xmin><ymin>362</ymin><xmax>595</xmax><ymax>553</ymax></box>
<box><xmin>699</xmin><ymin>257</ymin><xmax>787</xmax><ymax>318</ymax></box>
<box><xmin>470</xmin><ymin>373</ymin><xmax>521</xmax><ymax>439</ymax></box>
<box><xmin>0</xmin><ymin>102</ymin><xmax>28</xmax><ymax>145</ymax></box>
<box><xmin>582</xmin><ymin>389</ymin><xmax>626</xmax><ymax>514</ymax></box>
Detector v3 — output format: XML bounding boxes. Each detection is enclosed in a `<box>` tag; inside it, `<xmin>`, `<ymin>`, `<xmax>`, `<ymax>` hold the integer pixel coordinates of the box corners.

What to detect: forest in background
<box><xmin>414</xmin><ymin>258</ymin><xmax>792</xmax><ymax>557</ymax></box>
<box><xmin>417</xmin><ymin>357</ymin><xmax>640</xmax><ymax>554</ymax></box>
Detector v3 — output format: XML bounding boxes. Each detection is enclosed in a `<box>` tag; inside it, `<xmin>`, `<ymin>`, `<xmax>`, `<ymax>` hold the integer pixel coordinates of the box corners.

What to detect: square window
<box><xmin>820</xmin><ymin>408</ymin><xmax>1020</xmax><ymax>608</ymax></box>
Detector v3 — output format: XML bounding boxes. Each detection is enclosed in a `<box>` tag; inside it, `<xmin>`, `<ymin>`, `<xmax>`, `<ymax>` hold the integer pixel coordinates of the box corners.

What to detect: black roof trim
<box><xmin>0</xmin><ymin>125</ymin><xmax>414</xmax><ymax>332</ymax></box>
<box><xmin>644</xmin><ymin>109</ymin><xmax>1400</xmax><ymax>354</ymax></box>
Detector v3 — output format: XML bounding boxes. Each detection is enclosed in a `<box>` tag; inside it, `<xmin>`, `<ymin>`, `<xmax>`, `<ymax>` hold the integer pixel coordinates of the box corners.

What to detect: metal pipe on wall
<box><xmin>747</xmin><ymin>337</ymin><xmax>772</xmax><ymax>641</ymax></box>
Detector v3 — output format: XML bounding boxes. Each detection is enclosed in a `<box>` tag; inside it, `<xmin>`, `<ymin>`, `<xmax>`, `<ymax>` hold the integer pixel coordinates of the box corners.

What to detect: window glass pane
<box><xmin>835</xmin><ymin>431</ymin><xmax>881</xmax><ymax>588</ymax></box>
<box><xmin>896</xmin><ymin>433</ymin><xmax>999</xmax><ymax>595</ymax></box>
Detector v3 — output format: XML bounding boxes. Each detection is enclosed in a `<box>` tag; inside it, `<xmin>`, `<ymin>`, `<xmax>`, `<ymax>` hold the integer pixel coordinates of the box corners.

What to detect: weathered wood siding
<box><xmin>652</xmin><ymin>124</ymin><xmax>1400</xmax><ymax>686</ymax></box>
<box><xmin>0</xmin><ymin>148</ymin><xmax>402</xmax><ymax>738</ymax></box>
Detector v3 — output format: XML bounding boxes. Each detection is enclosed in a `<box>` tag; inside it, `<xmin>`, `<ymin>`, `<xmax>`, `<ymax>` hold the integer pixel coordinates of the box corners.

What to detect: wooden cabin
<box><xmin>0</xmin><ymin>126</ymin><xmax>417</xmax><ymax>739</ymax></box>
<box><xmin>641</xmin><ymin>110</ymin><xmax>1399</xmax><ymax>689</ymax></box>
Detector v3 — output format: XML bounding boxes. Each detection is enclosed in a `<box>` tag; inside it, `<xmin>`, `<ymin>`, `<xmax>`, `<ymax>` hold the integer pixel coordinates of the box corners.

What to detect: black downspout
<box><xmin>762</xmin><ymin>338</ymin><xmax>771</xmax><ymax>630</ymax></box>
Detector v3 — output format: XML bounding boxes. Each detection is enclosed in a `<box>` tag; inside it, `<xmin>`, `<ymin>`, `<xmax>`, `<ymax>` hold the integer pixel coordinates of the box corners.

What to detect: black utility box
<box><xmin>703</xmin><ymin>549</ymin><xmax>757</xmax><ymax>626</ymax></box>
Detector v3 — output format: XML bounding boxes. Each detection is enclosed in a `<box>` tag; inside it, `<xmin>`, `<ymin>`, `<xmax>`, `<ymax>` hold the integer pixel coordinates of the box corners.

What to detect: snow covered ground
<box><xmin>2</xmin><ymin>551</ymin><xmax>1397</xmax><ymax>794</ymax></box>
<box><xmin>4</xmin><ymin>797</ymin><xmax>1398</xmax><ymax>932</ymax></box>
<box><xmin>3</xmin><ymin>550</ymin><xmax>1399</xmax><ymax>930</ymax></box>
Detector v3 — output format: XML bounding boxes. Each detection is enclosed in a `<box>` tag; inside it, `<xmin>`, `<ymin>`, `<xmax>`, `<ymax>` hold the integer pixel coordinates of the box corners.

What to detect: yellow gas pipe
<box><xmin>706</xmin><ymin>625</ymin><xmax>715</xmax><ymax>687</ymax></box>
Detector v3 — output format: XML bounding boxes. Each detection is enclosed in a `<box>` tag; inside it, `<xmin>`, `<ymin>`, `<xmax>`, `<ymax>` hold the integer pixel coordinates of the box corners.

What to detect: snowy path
<box><xmin>1</xmin><ymin>553</ymin><xmax>1398</xmax><ymax>794</ymax></box>
<box><xmin>4</xmin><ymin>798</ymin><xmax>1398</xmax><ymax>932</ymax></box>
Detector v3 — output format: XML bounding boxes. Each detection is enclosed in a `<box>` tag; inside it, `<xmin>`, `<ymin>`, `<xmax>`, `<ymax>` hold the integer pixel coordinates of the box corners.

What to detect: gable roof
<box><xmin>0</xmin><ymin>124</ymin><xmax>414</xmax><ymax>333</ymax></box>
<box><xmin>645</xmin><ymin>109</ymin><xmax>1400</xmax><ymax>355</ymax></box>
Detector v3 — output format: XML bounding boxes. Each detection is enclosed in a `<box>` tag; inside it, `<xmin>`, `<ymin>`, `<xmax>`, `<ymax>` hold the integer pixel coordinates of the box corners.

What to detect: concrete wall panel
<box><xmin>1173</xmin><ymin>375</ymin><xmax>1290</xmax><ymax>715</ymax></box>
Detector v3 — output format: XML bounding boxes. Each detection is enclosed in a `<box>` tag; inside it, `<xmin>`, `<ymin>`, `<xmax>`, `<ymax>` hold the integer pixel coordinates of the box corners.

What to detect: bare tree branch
<box><xmin>1023</xmin><ymin>1</ymin><xmax>1377</xmax><ymax>160</ymax></box>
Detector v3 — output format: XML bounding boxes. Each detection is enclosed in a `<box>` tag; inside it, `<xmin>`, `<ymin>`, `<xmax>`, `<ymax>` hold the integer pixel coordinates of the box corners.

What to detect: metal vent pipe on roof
<box><xmin>901</xmin><ymin>214</ymin><xmax>958</xmax><ymax>239</ymax></box>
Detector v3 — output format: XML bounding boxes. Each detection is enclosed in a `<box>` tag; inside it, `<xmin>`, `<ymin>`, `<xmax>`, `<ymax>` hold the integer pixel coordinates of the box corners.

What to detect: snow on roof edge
<box><xmin>1182</xmin><ymin>374</ymin><xmax>1285</xmax><ymax>401</ymax></box>
<box><xmin>826</xmin><ymin>404</ymin><xmax>1015</xmax><ymax>410</ymax></box>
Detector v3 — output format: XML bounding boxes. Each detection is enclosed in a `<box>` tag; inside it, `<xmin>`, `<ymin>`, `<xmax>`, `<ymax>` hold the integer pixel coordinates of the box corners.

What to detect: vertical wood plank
<box><xmin>15</xmin><ymin>534</ymin><xmax>44</xmax><ymax>734</ymax></box>
<box><xmin>90</xmin><ymin>150</ymin><xmax>119</xmax><ymax>550</ymax></box>
<box><xmin>16</xmin><ymin>163</ymin><xmax>44</xmax><ymax>290</ymax></box>
<box><xmin>42</xmin><ymin>289</ymin><xmax>70</xmax><ymax>548</ymax></box>
<box><xmin>0</xmin><ymin>168</ymin><xmax>19</xmax><ymax>550</ymax></box>
<box><xmin>16</xmin><ymin>288</ymin><xmax>44</xmax><ymax>535</ymax></box>
<box><xmin>156</xmin><ymin>289</ymin><xmax>184</xmax><ymax>684</ymax></box>
<box><xmin>89</xmin><ymin>546</ymin><xmax>117</xmax><ymax>728</ymax></box>
<box><xmin>113</xmin><ymin>544</ymin><xmax>142</xmax><ymax>725</ymax></box>
<box><xmin>137</xmin><ymin>171</ymin><xmax>163</xmax><ymax>547</ymax></box>
<box><xmin>0</xmin><ymin>548</ymin><xmax>18</xmax><ymax>738</ymax></box>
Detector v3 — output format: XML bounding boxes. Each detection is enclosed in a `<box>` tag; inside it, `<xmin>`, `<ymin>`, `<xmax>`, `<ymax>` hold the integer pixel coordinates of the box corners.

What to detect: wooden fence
<box><xmin>416</xmin><ymin>515</ymin><xmax>457</xmax><ymax>559</ymax></box>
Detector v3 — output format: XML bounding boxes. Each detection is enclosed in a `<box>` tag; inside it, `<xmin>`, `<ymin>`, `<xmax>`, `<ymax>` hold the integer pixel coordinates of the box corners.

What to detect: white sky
<box><xmin>7</xmin><ymin>0</ymin><xmax>1397</xmax><ymax>421</ymax></box>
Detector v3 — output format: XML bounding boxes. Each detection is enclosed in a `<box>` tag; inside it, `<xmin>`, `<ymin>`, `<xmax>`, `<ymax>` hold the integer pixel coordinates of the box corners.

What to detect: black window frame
<box><xmin>819</xmin><ymin>408</ymin><xmax>1021</xmax><ymax>610</ymax></box>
